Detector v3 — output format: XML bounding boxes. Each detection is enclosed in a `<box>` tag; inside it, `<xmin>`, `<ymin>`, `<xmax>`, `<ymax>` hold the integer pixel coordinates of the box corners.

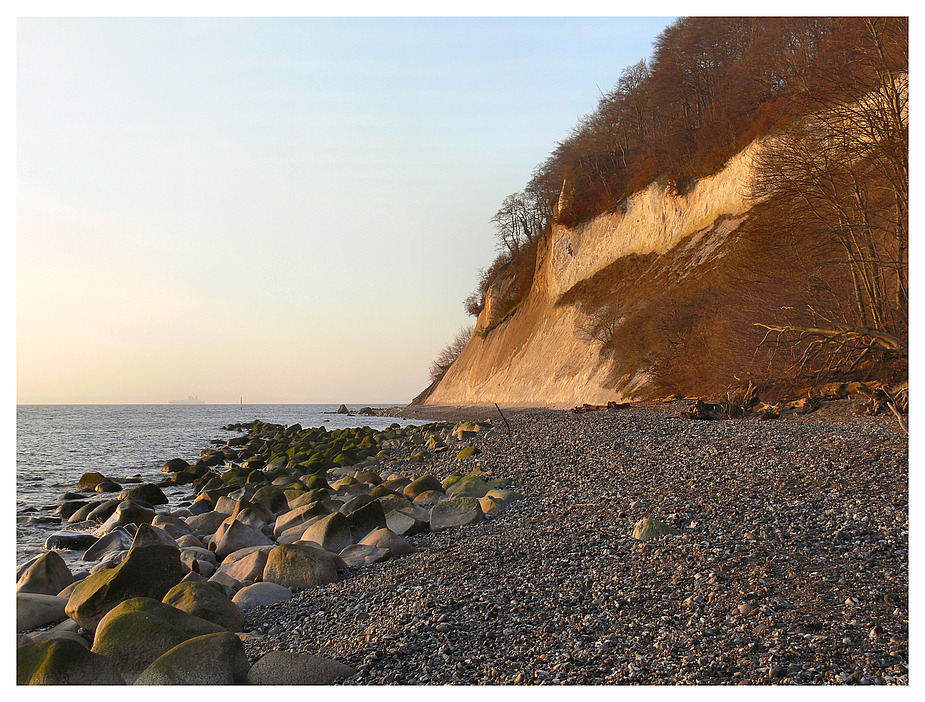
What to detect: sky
<box><xmin>14</xmin><ymin>11</ymin><xmax>679</xmax><ymax>404</ymax></box>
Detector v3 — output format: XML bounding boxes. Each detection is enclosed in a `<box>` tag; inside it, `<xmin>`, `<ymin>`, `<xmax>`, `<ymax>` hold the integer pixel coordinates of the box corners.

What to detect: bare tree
<box><xmin>429</xmin><ymin>325</ymin><xmax>475</xmax><ymax>383</ymax></box>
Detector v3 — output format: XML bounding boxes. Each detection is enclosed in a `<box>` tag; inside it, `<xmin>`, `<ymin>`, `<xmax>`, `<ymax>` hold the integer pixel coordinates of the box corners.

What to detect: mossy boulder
<box><xmin>134</xmin><ymin>631</ymin><xmax>250</xmax><ymax>685</ymax></box>
<box><xmin>16</xmin><ymin>550</ymin><xmax>74</xmax><ymax>595</ymax></box>
<box><xmin>632</xmin><ymin>518</ymin><xmax>678</xmax><ymax>541</ymax></box>
<box><xmin>76</xmin><ymin>472</ymin><xmax>112</xmax><ymax>491</ymax></box>
<box><xmin>17</xmin><ymin>638</ymin><xmax>125</xmax><ymax>685</ymax></box>
<box><xmin>64</xmin><ymin>544</ymin><xmax>186</xmax><ymax>632</ymax></box>
<box><xmin>429</xmin><ymin>497</ymin><xmax>484</xmax><ymax>531</ymax></box>
<box><xmin>456</xmin><ymin>446</ymin><xmax>481</xmax><ymax>460</ymax></box>
<box><xmin>161</xmin><ymin>581</ymin><xmax>245</xmax><ymax>632</ymax></box>
<box><xmin>262</xmin><ymin>543</ymin><xmax>340</xmax><ymax>590</ymax></box>
<box><xmin>403</xmin><ymin>474</ymin><xmax>444</xmax><ymax>500</ymax></box>
<box><xmin>299</xmin><ymin>511</ymin><xmax>353</xmax><ymax>553</ymax></box>
<box><xmin>90</xmin><ymin>597</ymin><xmax>226</xmax><ymax>684</ymax></box>
<box><xmin>246</xmin><ymin>650</ymin><xmax>357</xmax><ymax>685</ymax></box>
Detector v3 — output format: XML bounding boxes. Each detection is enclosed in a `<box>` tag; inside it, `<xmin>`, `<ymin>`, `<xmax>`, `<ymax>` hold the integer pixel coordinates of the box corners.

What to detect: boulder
<box><xmin>185</xmin><ymin>510</ymin><xmax>231</xmax><ymax>535</ymax></box>
<box><xmin>163</xmin><ymin>457</ymin><xmax>191</xmax><ymax>473</ymax></box>
<box><xmin>134</xmin><ymin>631</ymin><xmax>250</xmax><ymax>685</ymax></box>
<box><xmin>403</xmin><ymin>474</ymin><xmax>444</xmax><ymax>500</ymax></box>
<box><xmin>162</xmin><ymin>581</ymin><xmax>245</xmax><ymax>632</ymax></box>
<box><xmin>84</xmin><ymin>498</ymin><xmax>121</xmax><ymax>523</ymax></box>
<box><xmin>299</xmin><ymin>511</ymin><xmax>353</xmax><ymax>553</ymax></box>
<box><xmin>17</xmin><ymin>593</ymin><xmax>69</xmax><ymax>632</ymax></box>
<box><xmin>208</xmin><ymin>547</ymin><xmax>271</xmax><ymax>590</ymax></box>
<box><xmin>152</xmin><ymin>513</ymin><xmax>196</xmax><ymax>539</ymax></box>
<box><xmin>456</xmin><ymin>446</ymin><xmax>481</xmax><ymax>460</ymax></box>
<box><xmin>17</xmin><ymin>638</ymin><xmax>125</xmax><ymax>685</ymax></box>
<box><xmin>274</xmin><ymin>501</ymin><xmax>331</xmax><ymax>538</ymax></box>
<box><xmin>43</xmin><ymin>530</ymin><xmax>98</xmax><ymax>551</ymax></box>
<box><xmin>56</xmin><ymin>499</ymin><xmax>91</xmax><ymax>519</ymax></box>
<box><xmin>252</xmin><ymin>484</ymin><xmax>289</xmax><ymax>515</ymax></box>
<box><xmin>76</xmin><ymin>472</ymin><xmax>111</xmax><ymax>491</ymax></box>
<box><xmin>64</xmin><ymin>544</ymin><xmax>186</xmax><ymax>632</ymax></box>
<box><xmin>16</xmin><ymin>550</ymin><xmax>74</xmax><ymax>595</ymax></box>
<box><xmin>246</xmin><ymin>650</ymin><xmax>357</xmax><ymax>685</ymax></box>
<box><xmin>232</xmin><ymin>581</ymin><xmax>293</xmax><ymax>610</ymax></box>
<box><xmin>212</xmin><ymin>518</ymin><xmax>275</xmax><ymax>561</ymax></box>
<box><xmin>429</xmin><ymin>497</ymin><xmax>484</xmax><ymax>531</ymax></box>
<box><xmin>130</xmin><ymin>523</ymin><xmax>179</xmax><ymax>550</ymax></box>
<box><xmin>180</xmin><ymin>546</ymin><xmax>219</xmax><ymax>577</ymax></box>
<box><xmin>444</xmin><ymin>475</ymin><xmax>495</xmax><ymax>498</ymax></box>
<box><xmin>346</xmin><ymin>499</ymin><xmax>387</xmax><ymax>542</ymax></box>
<box><xmin>83</xmin><ymin>527</ymin><xmax>134</xmax><ymax>562</ymax></box>
<box><xmin>412</xmin><ymin>490</ymin><xmax>445</xmax><ymax>510</ymax></box>
<box><xmin>385</xmin><ymin>509</ymin><xmax>426</xmax><ymax>537</ymax></box>
<box><xmin>335</xmin><ymin>404</ymin><xmax>350</xmax><ymax>414</ymax></box>
<box><xmin>120</xmin><ymin>483</ymin><xmax>168</xmax><ymax>505</ymax></box>
<box><xmin>90</xmin><ymin>597</ymin><xmax>226</xmax><ymax>683</ymax></box>
<box><xmin>338</xmin><ymin>543</ymin><xmax>391</xmax><ymax>568</ymax></box>
<box><xmin>97</xmin><ymin>498</ymin><xmax>156</xmax><ymax>534</ymax></box>
<box><xmin>359</xmin><ymin>527</ymin><xmax>414</xmax><ymax>557</ymax></box>
<box><xmin>632</xmin><ymin>518</ymin><xmax>678</xmax><ymax>541</ymax></box>
<box><xmin>263</xmin><ymin>543</ymin><xmax>340</xmax><ymax>590</ymax></box>
<box><xmin>94</xmin><ymin>479</ymin><xmax>123</xmax><ymax>493</ymax></box>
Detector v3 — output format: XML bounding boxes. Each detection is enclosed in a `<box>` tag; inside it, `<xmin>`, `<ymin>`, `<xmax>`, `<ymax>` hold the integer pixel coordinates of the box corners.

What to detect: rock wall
<box><xmin>423</xmin><ymin>142</ymin><xmax>762</xmax><ymax>408</ymax></box>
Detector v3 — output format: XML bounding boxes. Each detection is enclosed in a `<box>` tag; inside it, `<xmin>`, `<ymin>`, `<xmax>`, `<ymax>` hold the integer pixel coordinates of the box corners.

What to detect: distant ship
<box><xmin>169</xmin><ymin>395</ymin><xmax>205</xmax><ymax>405</ymax></box>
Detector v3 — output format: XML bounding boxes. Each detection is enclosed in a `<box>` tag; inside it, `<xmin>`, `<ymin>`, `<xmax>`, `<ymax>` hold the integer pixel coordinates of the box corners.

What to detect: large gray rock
<box><xmin>64</xmin><ymin>544</ymin><xmax>186</xmax><ymax>632</ymax></box>
<box><xmin>90</xmin><ymin>597</ymin><xmax>226</xmax><ymax>684</ymax></box>
<box><xmin>429</xmin><ymin>497</ymin><xmax>484</xmax><ymax>531</ymax></box>
<box><xmin>17</xmin><ymin>638</ymin><xmax>126</xmax><ymax>685</ymax></box>
<box><xmin>162</xmin><ymin>581</ymin><xmax>245</xmax><ymax>632</ymax></box>
<box><xmin>232</xmin><ymin>581</ymin><xmax>293</xmax><ymax>610</ymax></box>
<box><xmin>359</xmin><ymin>527</ymin><xmax>414</xmax><ymax>557</ymax></box>
<box><xmin>185</xmin><ymin>510</ymin><xmax>231</xmax><ymax>535</ymax></box>
<box><xmin>246</xmin><ymin>650</ymin><xmax>357</xmax><ymax>685</ymax></box>
<box><xmin>403</xmin><ymin>474</ymin><xmax>444</xmax><ymax>500</ymax></box>
<box><xmin>263</xmin><ymin>543</ymin><xmax>340</xmax><ymax>590</ymax></box>
<box><xmin>43</xmin><ymin>530</ymin><xmax>98</xmax><ymax>551</ymax></box>
<box><xmin>16</xmin><ymin>550</ymin><xmax>74</xmax><ymax>595</ymax></box>
<box><xmin>274</xmin><ymin>501</ymin><xmax>331</xmax><ymax>539</ymax></box>
<box><xmin>338</xmin><ymin>543</ymin><xmax>391</xmax><ymax>568</ymax></box>
<box><xmin>17</xmin><ymin>593</ymin><xmax>69</xmax><ymax>632</ymax></box>
<box><xmin>346</xmin><ymin>499</ymin><xmax>387</xmax><ymax>542</ymax></box>
<box><xmin>208</xmin><ymin>547</ymin><xmax>270</xmax><ymax>590</ymax></box>
<box><xmin>120</xmin><ymin>483</ymin><xmax>168</xmax><ymax>505</ymax></box>
<box><xmin>212</xmin><ymin>517</ymin><xmax>275</xmax><ymax>561</ymax></box>
<box><xmin>83</xmin><ymin>527</ymin><xmax>134</xmax><ymax>562</ymax></box>
<box><xmin>134</xmin><ymin>631</ymin><xmax>250</xmax><ymax>685</ymax></box>
<box><xmin>385</xmin><ymin>509</ymin><xmax>427</xmax><ymax>537</ymax></box>
<box><xmin>97</xmin><ymin>498</ymin><xmax>156</xmax><ymax>534</ymax></box>
<box><xmin>299</xmin><ymin>511</ymin><xmax>353</xmax><ymax>553</ymax></box>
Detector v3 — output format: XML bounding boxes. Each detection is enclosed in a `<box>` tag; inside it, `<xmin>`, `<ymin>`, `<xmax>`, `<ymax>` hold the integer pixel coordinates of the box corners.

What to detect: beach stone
<box><xmin>65</xmin><ymin>544</ymin><xmax>186</xmax><ymax>632</ymax></box>
<box><xmin>97</xmin><ymin>498</ymin><xmax>156</xmax><ymax>534</ymax></box>
<box><xmin>212</xmin><ymin>517</ymin><xmax>275</xmax><ymax>561</ymax></box>
<box><xmin>120</xmin><ymin>483</ymin><xmax>168</xmax><ymax>505</ymax></box>
<box><xmin>412</xmin><ymin>489</ymin><xmax>445</xmax><ymax>509</ymax></box>
<box><xmin>84</xmin><ymin>498</ymin><xmax>121</xmax><ymax>523</ymax></box>
<box><xmin>456</xmin><ymin>446</ymin><xmax>481</xmax><ymax>460</ymax></box>
<box><xmin>246</xmin><ymin>650</ymin><xmax>357</xmax><ymax>685</ymax></box>
<box><xmin>89</xmin><ymin>550</ymin><xmax>129</xmax><ymax>573</ymax></box>
<box><xmin>175</xmin><ymin>533</ymin><xmax>204</xmax><ymax>548</ymax></box>
<box><xmin>355</xmin><ymin>470</ymin><xmax>383</xmax><ymax>485</ymax></box>
<box><xmin>346</xmin><ymin>499</ymin><xmax>387</xmax><ymax>542</ymax></box>
<box><xmin>90</xmin><ymin>597</ymin><xmax>226</xmax><ymax>683</ymax></box>
<box><xmin>483</xmin><ymin>487</ymin><xmax>523</xmax><ymax>506</ymax></box>
<box><xmin>152</xmin><ymin>513</ymin><xmax>196</xmax><ymax>539</ymax></box>
<box><xmin>339</xmin><ymin>493</ymin><xmax>376</xmax><ymax>515</ymax></box>
<box><xmin>232</xmin><ymin>582</ymin><xmax>293</xmax><ymax>610</ymax></box>
<box><xmin>130</xmin><ymin>523</ymin><xmax>179</xmax><ymax>550</ymax></box>
<box><xmin>252</xmin><ymin>484</ymin><xmax>289</xmax><ymax>514</ymax></box>
<box><xmin>359</xmin><ymin>527</ymin><xmax>414</xmax><ymax>557</ymax></box>
<box><xmin>185</xmin><ymin>510</ymin><xmax>231</xmax><ymax>535</ymax></box>
<box><xmin>299</xmin><ymin>511</ymin><xmax>353</xmax><ymax>553</ymax></box>
<box><xmin>263</xmin><ymin>543</ymin><xmax>340</xmax><ymax>590</ymax></box>
<box><xmin>76</xmin><ymin>472</ymin><xmax>112</xmax><ymax>491</ymax></box>
<box><xmin>209</xmin><ymin>547</ymin><xmax>271</xmax><ymax>589</ymax></box>
<box><xmin>83</xmin><ymin>527</ymin><xmax>134</xmax><ymax>562</ymax></box>
<box><xmin>162</xmin><ymin>581</ymin><xmax>245</xmax><ymax>632</ymax></box>
<box><xmin>163</xmin><ymin>458</ymin><xmax>191</xmax><ymax>473</ymax></box>
<box><xmin>273</xmin><ymin>501</ymin><xmax>331</xmax><ymax>539</ymax></box>
<box><xmin>43</xmin><ymin>530</ymin><xmax>98</xmax><ymax>551</ymax></box>
<box><xmin>94</xmin><ymin>479</ymin><xmax>123</xmax><ymax>493</ymax></box>
<box><xmin>56</xmin><ymin>499</ymin><xmax>91</xmax><ymax>519</ymax></box>
<box><xmin>445</xmin><ymin>475</ymin><xmax>495</xmax><ymax>498</ymax></box>
<box><xmin>277</xmin><ymin>515</ymin><xmax>326</xmax><ymax>543</ymax></box>
<box><xmin>403</xmin><ymin>474</ymin><xmax>444</xmax><ymax>500</ymax></box>
<box><xmin>378</xmin><ymin>492</ymin><xmax>416</xmax><ymax>514</ymax></box>
<box><xmin>17</xmin><ymin>638</ymin><xmax>126</xmax><ymax>685</ymax></box>
<box><xmin>134</xmin><ymin>631</ymin><xmax>250</xmax><ymax>685</ymax></box>
<box><xmin>27</xmin><ymin>621</ymin><xmax>92</xmax><ymax>649</ymax></box>
<box><xmin>429</xmin><ymin>497</ymin><xmax>484</xmax><ymax>531</ymax></box>
<box><xmin>17</xmin><ymin>593</ymin><xmax>69</xmax><ymax>631</ymax></box>
<box><xmin>180</xmin><ymin>547</ymin><xmax>218</xmax><ymax>577</ymax></box>
<box><xmin>16</xmin><ymin>550</ymin><xmax>74</xmax><ymax>595</ymax></box>
<box><xmin>382</xmin><ymin>477</ymin><xmax>412</xmax><ymax>493</ymax></box>
<box><xmin>385</xmin><ymin>509</ymin><xmax>426</xmax><ymax>537</ymax></box>
<box><xmin>339</xmin><ymin>543</ymin><xmax>391</xmax><ymax>568</ymax></box>
<box><xmin>632</xmin><ymin>518</ymin><xmax>678</xmax><ymax>541</ymax></box>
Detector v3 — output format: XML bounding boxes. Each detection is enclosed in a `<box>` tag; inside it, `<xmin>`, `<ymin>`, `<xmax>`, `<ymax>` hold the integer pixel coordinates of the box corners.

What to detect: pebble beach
<box><xmin>238</xmin><ymin>401</ymin><xmax>909</xmax><ymax>685</ymax></box>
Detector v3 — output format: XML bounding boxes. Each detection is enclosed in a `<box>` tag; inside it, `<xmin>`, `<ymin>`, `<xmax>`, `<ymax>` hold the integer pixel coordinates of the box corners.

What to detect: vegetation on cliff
<box><xmin>448</xmin><ymin>16</ymin><xmax>907</xmax><ymax>397</ymax></box>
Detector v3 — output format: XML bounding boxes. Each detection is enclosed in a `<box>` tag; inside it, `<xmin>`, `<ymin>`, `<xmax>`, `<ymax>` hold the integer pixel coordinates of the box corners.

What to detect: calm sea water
<box><xmin>16</xmin><ymin>404</ymin><xmax>427</xmax><ymax>569</ymax></box>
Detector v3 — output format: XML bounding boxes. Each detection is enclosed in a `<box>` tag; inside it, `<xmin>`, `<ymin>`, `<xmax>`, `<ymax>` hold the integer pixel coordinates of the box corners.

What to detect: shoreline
<box><xmin>240</xmin><ymin>400</ymin><xmax>908</xmax><ymax>684</ymax></box>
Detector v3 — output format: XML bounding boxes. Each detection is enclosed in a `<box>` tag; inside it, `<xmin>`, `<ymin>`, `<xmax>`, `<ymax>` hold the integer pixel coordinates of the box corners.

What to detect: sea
<box><xmin>15</xmin><ymin>403</ymin><xmax>428</xmax><ymax>570</ymax></box>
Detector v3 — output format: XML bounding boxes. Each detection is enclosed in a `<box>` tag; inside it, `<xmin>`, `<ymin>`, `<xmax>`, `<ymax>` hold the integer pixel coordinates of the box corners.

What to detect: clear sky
<box><xmin>15</xmin><ymin>12</ymin><xmax>678</xmax><ymax>404</ymax></box>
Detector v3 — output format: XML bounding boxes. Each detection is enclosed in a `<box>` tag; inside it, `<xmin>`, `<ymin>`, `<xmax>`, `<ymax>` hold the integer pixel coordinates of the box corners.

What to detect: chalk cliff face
<box><xmin>424</xmin><ymin>142</ymin><xmax>762</xmax><ymax>408</ymax></box>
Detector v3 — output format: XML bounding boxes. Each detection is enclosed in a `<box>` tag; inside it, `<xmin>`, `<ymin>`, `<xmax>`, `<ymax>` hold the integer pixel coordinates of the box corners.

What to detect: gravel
<box><xmin>239</xmin><ymin>400</ymin><xmax>909</xmax><ymax>685</ymax></box>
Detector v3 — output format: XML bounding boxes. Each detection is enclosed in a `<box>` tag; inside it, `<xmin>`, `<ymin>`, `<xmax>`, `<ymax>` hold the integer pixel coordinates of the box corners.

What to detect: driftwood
<box><xmin>571</xmin><ymin>401</ymin><xmax>633</xmax><ymax>414</ymax></box>
<box><xmin>494</xmin><ymin>403</ymin><xmax>513</xmax><ymax>444</ymax></box>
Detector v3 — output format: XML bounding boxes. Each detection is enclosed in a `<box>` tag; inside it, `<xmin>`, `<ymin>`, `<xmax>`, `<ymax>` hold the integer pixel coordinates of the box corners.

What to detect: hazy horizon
<box><xmin>16</xmin><ymin>14</ymin><xmax>677</xmax><ymax>405</ymax></box>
